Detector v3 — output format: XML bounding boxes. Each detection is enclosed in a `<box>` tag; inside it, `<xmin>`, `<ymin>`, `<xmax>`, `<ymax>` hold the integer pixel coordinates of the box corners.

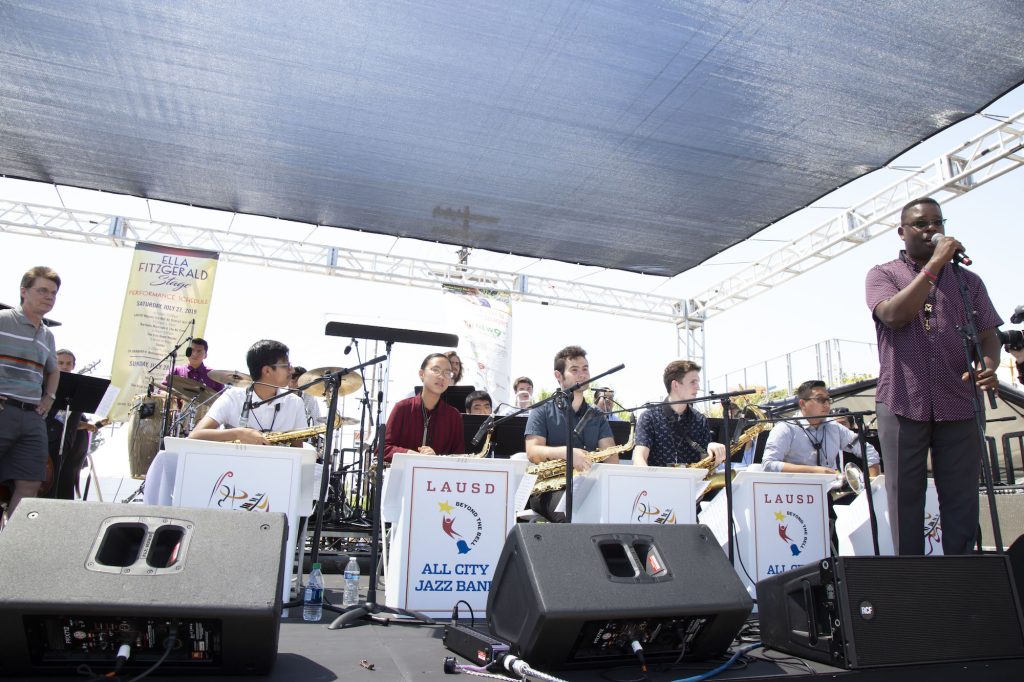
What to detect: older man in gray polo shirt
<box><xmin>1</xmin><ymin>266</ymin><xmax>61</xmax><ymax>516</ymax></box>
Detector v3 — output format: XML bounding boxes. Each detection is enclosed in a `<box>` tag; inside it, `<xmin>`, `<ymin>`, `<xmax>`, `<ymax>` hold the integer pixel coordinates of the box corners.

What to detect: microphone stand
<box><xmin>851</xmin><ymin>411</ymin><xmax>881</xmax><ymax>556</ymax></box>
<box><xmin>559</xmin><ymin>364</ymin><xmax>624</xmax><ymax>523</ymax></box>
<box><xmin>950</xmin><ymin>261</ymin><xmax>1003</xmax><ymax>552</ymax></box>
<box><xmin>144</xmin><ymin>321</ymin><xmax>193</xmax><ymax>449</ymax></box>
<box><xmin>289</xmin><ymin>355</ymin><xmax>387</xmax><ymax>576</ymax></box>
<box><xmin>616</xmin><ymin>388</ymin><xmax>754</xmax><ymax>565</ymax></box>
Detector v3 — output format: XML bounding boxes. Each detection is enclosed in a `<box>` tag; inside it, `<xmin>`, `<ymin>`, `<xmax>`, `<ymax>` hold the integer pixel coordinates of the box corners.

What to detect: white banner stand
<box><xmin>572</xmin><ymin>463</ymin><xmax>708</xmax><ymax>524</ymax></box>
<box><xmin>381</xmin><ymin>453</ymin><xmax>529</xmax><ymax>617</ymax></box>
<box><xmin>834</xmin><ymin>474</ymin><xmax>944</xmax><ymax>556</ymax></box>
<box><xmin>698</xmin><ymin>469</ymin><xmax>833</xmax><ymax>600</ymax></box>
<box><xmin>144</xmin><ymin>437</ymin><xmax>316</xmax><ymax>608</ymax></box>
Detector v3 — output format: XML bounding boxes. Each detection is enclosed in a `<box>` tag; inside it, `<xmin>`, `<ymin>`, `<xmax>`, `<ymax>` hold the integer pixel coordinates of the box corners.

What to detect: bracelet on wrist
<box><xmin>920</xmin><ymin>267</ymin><xmax>937</xmax><ymax>283</ymax></box>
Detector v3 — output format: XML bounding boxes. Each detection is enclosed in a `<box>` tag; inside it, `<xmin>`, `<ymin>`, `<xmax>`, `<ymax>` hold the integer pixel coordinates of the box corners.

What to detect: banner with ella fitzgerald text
<box><xmin>108</xmin><ymin>243</ymin><xmax>219</xmax><ymax>422</ymax></box>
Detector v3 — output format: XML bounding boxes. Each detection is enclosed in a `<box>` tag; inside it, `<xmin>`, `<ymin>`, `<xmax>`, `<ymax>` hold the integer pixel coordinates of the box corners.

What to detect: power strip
<box><xmin>442</xmin><ymin>622</ymin><xmax>510</xmax><ymax>666</ymax></box>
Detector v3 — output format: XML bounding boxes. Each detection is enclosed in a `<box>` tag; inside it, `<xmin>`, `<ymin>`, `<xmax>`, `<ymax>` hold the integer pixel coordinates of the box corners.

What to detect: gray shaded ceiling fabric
<box><xmin>1</xmin><ymin>1</ymin><xmax>1023</xmax><ymax>276</ymax></box>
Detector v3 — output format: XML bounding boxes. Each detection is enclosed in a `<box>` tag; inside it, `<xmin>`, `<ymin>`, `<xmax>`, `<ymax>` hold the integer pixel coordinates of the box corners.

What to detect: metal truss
<box><xmin>0</xmin><ymin>201</ymin><xmax>684</xmax><ymax>323</ymax></box>
<box><xmin>690</xmin><ymin>108</ymin><xmax>1024</xmax><ymax>320</ymax></box>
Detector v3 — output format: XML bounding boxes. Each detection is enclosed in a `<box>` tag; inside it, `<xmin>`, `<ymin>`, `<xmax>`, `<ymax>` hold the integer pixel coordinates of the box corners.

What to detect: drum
<box><xmin>128</xmin><ymin>395</ymin><xmax>167</xmax><ymax>479</ymax></box>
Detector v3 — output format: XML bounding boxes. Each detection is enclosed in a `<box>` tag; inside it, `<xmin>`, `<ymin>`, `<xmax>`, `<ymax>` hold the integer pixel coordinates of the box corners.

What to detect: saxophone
<box><xmin>441</xmin><ymin>430</ymin><xmax>493</xmax><ymax>458</ymax></box>
<box><xmin>243</xmin><ymin>413</ymin><xmax>343</xmax><ymax>444</ymax></box>
<box><xmin>696</xmin><ymin>405</ymin><xmax>770</xmax><ymax>498</ymax></box>
<box><xmin>528</xmin><ymin>419</ymin><xmax>636</xmax><ymax>495</ymax></box>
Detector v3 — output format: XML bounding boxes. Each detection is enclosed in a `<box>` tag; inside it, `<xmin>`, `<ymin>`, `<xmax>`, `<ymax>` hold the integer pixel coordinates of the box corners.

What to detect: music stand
<box><xmin>461</xmin><ymin>414</ymin><xmax>529</xmax><ymax>458</ymax></box>
<box><xmin>414</xmin><ymin>384</ymin><xmax>476</xmax><ymax>413</ymax></box>
<box><xmin>49</xmin><ymin>373</ymin><xmax>109</xmax><ymax>501</ymax></box>
<box><xmin>323</xmin><ymin>321</ymin><xmax>458</xmax><ymax>629</ymax></box>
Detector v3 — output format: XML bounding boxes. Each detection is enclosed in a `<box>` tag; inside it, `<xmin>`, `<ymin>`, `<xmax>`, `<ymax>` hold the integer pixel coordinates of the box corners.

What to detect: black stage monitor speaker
<box><xmin>757</xmin><ymin>555</ymin><xmax>1024</xmax><ymax>668</ymax></box>
<box><xmin>0</xmin><ymin>499</ymin><xmax>288</xmax><ymax>675</ymax></box>
<box><xmin>487</xmin><ymin>524</ymin><xmax>752</xmax><ymax>669</ymax></box>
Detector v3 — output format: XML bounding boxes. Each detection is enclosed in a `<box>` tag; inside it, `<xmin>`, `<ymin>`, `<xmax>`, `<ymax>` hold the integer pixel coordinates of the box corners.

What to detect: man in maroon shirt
<box><xmin>384</xmin><ymin>353</ymin><xmax>465</xmax><ymax>462</ymax></box>
<box><xmin>866</xmin><ymin>197</ymin><xmax>1001</xmax><ymax>555</ymax></box>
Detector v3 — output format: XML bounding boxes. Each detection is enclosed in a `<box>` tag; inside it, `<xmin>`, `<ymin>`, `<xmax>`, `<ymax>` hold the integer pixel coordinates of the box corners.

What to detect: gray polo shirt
<box><xmin>0</xmin><ymin>306</ymin><xmax>57</xmax><ymax>403</ymax></box>
<box><xmin>525</xmin><ymin>399</ymin><xmax>612</xmax><ymax>450</ymax></box>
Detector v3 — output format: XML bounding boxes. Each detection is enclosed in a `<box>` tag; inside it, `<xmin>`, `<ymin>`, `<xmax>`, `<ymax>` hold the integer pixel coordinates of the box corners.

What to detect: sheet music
<box><xmin>554</xmin><ymin>474</ymin><xmax>589</xmax><ymax>514</ymax></box>
<box><xmin>514</xmin><ymin>474</ymin><xmax>537</xmax><ymax>513</ymax></box>
<box><xmin>94</xmin><ymin>385</ymin><xmax>121</xmax><ymax>418</ymax></box>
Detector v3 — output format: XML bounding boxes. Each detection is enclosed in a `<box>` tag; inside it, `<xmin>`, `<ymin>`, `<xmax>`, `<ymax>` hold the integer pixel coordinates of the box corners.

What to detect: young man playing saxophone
<box><xmin>188</xmin><ymin>339</ymin><xmax>306</xmax><ymax>446</ymax></box>
<box><xmin>632</xmin><ymin>360</ymin><xmax>727</xmax><ymax>468</ymax></box>
<box><xmin>524</xmin><ymin>345</ymin><xmax>616</xmax><ymax>522</ymax></box>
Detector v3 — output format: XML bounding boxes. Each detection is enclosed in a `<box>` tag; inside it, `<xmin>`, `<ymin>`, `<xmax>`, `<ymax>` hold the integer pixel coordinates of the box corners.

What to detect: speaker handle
<box><xmin>802</xmin><ymin>580</ymin><xmax>818</xmax><ymax>646</ymax></box>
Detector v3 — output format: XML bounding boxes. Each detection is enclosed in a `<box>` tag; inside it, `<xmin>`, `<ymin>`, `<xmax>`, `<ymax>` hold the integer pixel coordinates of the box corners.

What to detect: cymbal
<box><xmin>318</xmin><ymin>415</ymin><xmax>358</xmax><ymax>426</ymax></box>
<box><xmin>208</xmin><ymin>369</ymin><xmax>251</xmax><ymax>387</ymax></box>
<box><xmin>164</xmin><ymin>376</ymin><xmax>205</xmax><ymax>396</ymax></box>
<box><xmin>298</xmin><ymin>367</ymin><xmax>362</xmax><ymax>398</ymax></box>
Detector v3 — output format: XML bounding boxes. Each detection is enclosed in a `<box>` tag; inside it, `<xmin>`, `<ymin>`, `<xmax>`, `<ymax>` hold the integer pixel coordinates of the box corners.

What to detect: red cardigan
<box><xmin>384</xmin><ymin>395</ymin><xmax>465</xmax><ymax>462</ymax></box>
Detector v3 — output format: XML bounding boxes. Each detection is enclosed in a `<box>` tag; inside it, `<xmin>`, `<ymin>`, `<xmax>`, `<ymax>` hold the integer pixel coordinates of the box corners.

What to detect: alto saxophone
<box><xmin>528</xmin><ymin>419</ymin><xmax>636</xmax><ymax>495</ymax></box>
<box><xmin>696</xmin><ymin>405</ymin><xmax>770</xmax><ymax>498</ymax></box>
<box><xmin>240</xmin><ymin>413</ymin><xmax>343</xmax><ymax>444</ymax></box>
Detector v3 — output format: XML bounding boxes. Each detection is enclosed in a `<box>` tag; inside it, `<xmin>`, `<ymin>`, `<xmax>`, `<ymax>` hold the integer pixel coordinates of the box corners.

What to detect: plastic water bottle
<box><xmin>342</xmin><ymin>556</ymin><xmax>361</xmax><ymax>608</ymax></box>
<box><xmin>303</xmin><ymin>563</ymin><xmax>324</xmax><ymax>622</ymax></box>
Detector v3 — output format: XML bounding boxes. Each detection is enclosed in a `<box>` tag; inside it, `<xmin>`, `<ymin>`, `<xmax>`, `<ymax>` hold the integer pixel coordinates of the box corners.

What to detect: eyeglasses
<box><xmin>271</xmin><ymin>363</ymin><xmax>293</xmax><ymax>370</ymax></box>
<box><xmin>902</xmin><ymin>218</ymin><xmax>946</xmax><ymax>230</ymax></box>
<box><xmin>426</xmin><ymin>366</ymin><xmax>455</xmax><ymax>380</ymax></box>
<box><xmin>804</xmin><ymin>396</ymin><xmax>833</xmax><ymax>404</ymax></box>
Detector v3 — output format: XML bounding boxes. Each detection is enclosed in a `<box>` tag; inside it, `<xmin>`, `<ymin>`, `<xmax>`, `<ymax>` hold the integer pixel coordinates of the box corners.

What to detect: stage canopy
<box><xmin>1</xmin><ymin>1</ymin><xmax>1022</xmax><ymax>276</ymax></box>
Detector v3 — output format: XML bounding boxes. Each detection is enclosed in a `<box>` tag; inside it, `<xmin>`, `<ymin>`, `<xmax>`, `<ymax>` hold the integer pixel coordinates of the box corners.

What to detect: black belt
<box><xmin>2</xmin><ymin>397</ymin><xmax>39</xmax><ymax>411</ymax></box>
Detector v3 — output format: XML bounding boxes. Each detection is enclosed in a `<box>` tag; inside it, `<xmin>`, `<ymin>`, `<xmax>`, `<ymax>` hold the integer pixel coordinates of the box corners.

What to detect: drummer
<box><xmin>288</xmin><ymin>366</ymin><xmax>322</xmax><ymax>426</ymax></box>
<box><xmin>188</xmin><ymin>339</ymin><xmax>307</xmax><ymax>446</ymax></box>
<box><xmin>165</xmin><ymin>338</ymin><xmax>224</xmax><ymax>393</ymax></box>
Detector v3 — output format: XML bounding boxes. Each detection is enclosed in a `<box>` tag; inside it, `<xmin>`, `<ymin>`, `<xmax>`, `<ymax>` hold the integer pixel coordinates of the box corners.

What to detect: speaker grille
<box><xmin>837</xmin><ymin>556</ymin><xmax>1024</xmax><ymax>666</ymax></box>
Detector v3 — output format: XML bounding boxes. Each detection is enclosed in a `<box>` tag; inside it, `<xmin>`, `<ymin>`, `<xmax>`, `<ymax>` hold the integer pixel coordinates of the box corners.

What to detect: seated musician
<box><xmin>188</xmin><ymin>339</ymin><xmax>306</xmax><ymax>446</ymax></box>
<box><xmin>288</xmin><ymin>365</ymin><xmax>322</xmax><ymax>426</ymax></box>
<box><xmin>761</xmin><ymin>380</ymin><xmax>880</xmax><ymax>475</ymax></box>
<box><xmin>165</xmin><ymin>337</ymin><xmax>225</xmax><ymax>392</ymax></box>
<box><xmin>525</xmin><ymin>345</ymin><xmax>616</xmax><ymax>522</ymax></box>
<box><xmin>383</xmin><ymin>353</ymin><xmax>465</xmax><ymax>462</ymax></box>
<box><xmin>465</xmin><ymin>390</ymin><xmax>493</xmax><ymax>415</ymax></box>
<box><xmin>46</xmin><ymin>349</ymin><xmax>98</xmax><ymax>500</ymax></box>
<box><xmin>593</xmin><ymin>386</ymin><xmax>624</xmax><ymax>421</ymax></box>
<box><xmin>632</xmin><ymin>360</ymin><xmax>727</xmax><ymax>468</ymax></box>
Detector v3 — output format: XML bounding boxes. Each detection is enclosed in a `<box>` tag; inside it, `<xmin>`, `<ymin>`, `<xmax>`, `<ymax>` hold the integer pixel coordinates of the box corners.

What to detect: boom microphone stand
<box><xmin>950</xmin><ymin>261</ymin><xmax>1004</xmax><ymax>552</ymax></box>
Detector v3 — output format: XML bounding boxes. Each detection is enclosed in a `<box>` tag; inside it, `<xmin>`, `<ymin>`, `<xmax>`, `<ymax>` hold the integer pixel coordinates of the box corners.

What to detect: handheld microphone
<box><xmin>930</xmin><ymin>233</ymin><xmax>972</xmax><ymax>266</ymax></box>
<box><xmin>471</xmin><ymin>415</ymin><xmax>494</xmax><ymax>447</ymax></box>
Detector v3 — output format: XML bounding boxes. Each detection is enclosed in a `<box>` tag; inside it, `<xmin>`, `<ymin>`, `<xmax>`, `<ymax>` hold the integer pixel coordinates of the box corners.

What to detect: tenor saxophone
<box><xmin>528</xmin><ymin>419</ymin><xmax>635</xmax><ymax>495</ymax></box>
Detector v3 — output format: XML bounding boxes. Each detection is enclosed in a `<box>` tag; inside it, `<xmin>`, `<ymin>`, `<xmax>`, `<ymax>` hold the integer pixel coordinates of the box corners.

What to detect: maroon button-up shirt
<box><xmin>384</xmin><ymin>395</ymin><xmax>465</xmax><ymax>462</ymax></box>
<box><xmin>865</xmin><ymin>251</ymin><xmax>1002</xmax><ymax>422</ymax></box>
<box><xmin>167</xmin><ymin>362</ymin><xmax>225</xmax><ymax>392</ymax></box>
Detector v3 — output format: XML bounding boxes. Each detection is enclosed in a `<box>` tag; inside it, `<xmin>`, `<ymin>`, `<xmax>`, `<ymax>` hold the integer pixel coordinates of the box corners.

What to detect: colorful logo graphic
<box><xmin>774</xmin><ymin>509</ymin><xmax>808</xmax><ymax>556</ymax></box>
<box><xmin>208</xmin><ymin>470</ymin><xmax>270</xmax><ymax>511</ymax></box>
<box><xmin>631</xmin><ymin>490</ymin><xmax>678</xmax><ymax>524</ymax></box>
<box><xmin>438</xmin><ymin>500</ymin><xmax>482</xmax><ymax>554</ymax></box>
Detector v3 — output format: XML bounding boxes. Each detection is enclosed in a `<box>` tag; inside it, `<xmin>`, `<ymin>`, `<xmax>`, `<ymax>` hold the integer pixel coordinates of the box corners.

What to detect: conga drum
<box><xmin>128</xmin><ymin>395</ymin><xmax>167</xmax><ymax>479</ymax></box>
